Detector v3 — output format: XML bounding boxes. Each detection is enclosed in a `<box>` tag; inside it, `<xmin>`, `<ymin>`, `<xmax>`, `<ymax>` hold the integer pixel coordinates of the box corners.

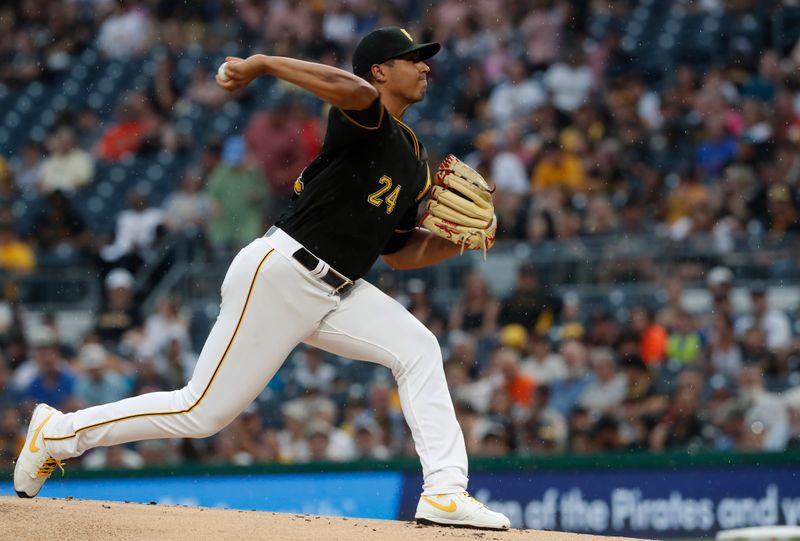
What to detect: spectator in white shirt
<box><xmin>579</xmin><ymin>347</ymin><xmax>627</xmax><ymax>412</ymax></box>
<box><xmin>521</xmin><ymin>333</ymin><xmax>567</xmax><ymax>385</ymax></box>
<box><xmin>543</xmin><ymin>48</ymin><xmax>594</xmax><ymax>113</ymax></box>
<box><xmin>735</xmin><ymin>288</ymin><xmax>792</xmax><ymax>351</ymax></box>
<box><xmin>292</xmin><ymin>347</ymin><xmax>336</xmax><ymax>394</ymax></box>
<box><xmin>96</xmin><ymin>2</ymin><xmax>153</xmax><ymax>59</ymax></box>
<box><xmin>738</xmin><ymin>366</ymin><xmax>790</xmax><ymax>451</ymax></box>
<box><xmin>488</xmin><ymin>58</ymin><xmax>547</xmax><ymax>126</ymax></box>
<box><xmin>101</xmin><ymin>190</ymin><xmax>165</xmax><ymax>269</ymax></box>
<box><xmin>73</xmin><ymin>343</ymin><xmax>130</xmax><ymax>407</ymax></box>
<box><xmin>38</xmin><ymin>127</ymin><xmax>94</xmax><ymax>194</ymax></box>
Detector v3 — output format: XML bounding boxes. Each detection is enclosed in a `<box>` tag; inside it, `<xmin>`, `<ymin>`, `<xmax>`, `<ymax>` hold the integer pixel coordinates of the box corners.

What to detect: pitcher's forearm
<box><xmin>382</xmin><ymin>229</ymin><xmax>462</xmax><ymax>270</ymax></box>
<box><xmin>258</xmin><ymin>55</ymin><xmax>378</xmax><ymax>110</ymax></box>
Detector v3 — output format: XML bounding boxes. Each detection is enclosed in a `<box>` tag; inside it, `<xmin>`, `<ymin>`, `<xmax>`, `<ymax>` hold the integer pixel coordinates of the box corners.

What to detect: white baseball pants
<box><xmin>43</xmin><ymin>228</ymin><xmax>469</xmax><ymax>495</ymax></box>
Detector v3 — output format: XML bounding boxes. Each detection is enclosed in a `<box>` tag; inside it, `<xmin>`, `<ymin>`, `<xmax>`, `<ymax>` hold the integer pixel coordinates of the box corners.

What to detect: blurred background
<box><xmin>1</xmin><ymin>0</ymin><xmax>800</xmax><ymax>535</ymax></box>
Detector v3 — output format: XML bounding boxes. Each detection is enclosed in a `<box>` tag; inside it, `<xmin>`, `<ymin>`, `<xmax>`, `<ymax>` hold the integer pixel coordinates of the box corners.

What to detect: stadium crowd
<box><xmin>1</xmin><ymin>0</ymin><xmax>800</xmax><ymax>469</ymax></box>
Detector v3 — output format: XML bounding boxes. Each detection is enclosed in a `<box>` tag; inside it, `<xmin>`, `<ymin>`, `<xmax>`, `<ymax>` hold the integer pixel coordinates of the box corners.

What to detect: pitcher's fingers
<box><xmin>215</xmin><ymin>76</ymin><xmax>240</xmax><ymax>91</ymax></box>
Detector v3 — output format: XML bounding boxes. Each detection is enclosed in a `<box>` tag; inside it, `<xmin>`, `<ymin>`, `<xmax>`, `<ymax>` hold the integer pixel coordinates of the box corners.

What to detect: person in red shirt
<box><xmin>630</xmin><ymin>305</ymin><xmax>667</xmax><ymax>366</ymax></box>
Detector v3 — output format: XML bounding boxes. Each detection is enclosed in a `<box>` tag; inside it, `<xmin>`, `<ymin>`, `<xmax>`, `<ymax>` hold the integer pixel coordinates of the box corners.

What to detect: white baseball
<box><xmin>217</xmin><ymin>62</ymin><xmax>230</xmax><ymax>82</ymax></box>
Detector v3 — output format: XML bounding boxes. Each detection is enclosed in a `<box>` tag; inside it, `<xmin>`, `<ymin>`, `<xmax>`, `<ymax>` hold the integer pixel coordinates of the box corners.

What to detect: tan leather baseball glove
<box><xmin>420</xmin><ymin>154</ymin><xmax>497</xmax><ymax>257</ymax></box>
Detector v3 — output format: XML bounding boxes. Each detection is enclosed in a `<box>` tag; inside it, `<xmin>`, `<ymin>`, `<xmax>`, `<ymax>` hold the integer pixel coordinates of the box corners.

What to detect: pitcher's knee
<box><xmin>184</xmin><ymin>408</ymin><xmax>235</xmax><ymax>438</ymax></box>
<box><xmin>396</xmin><ymin>325</ymin><xmax>442</xmax><ymax>375</ymax></box>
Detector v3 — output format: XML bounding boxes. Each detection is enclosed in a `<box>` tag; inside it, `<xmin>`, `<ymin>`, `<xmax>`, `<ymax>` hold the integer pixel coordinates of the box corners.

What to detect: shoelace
<box><xmin>463</xmin><ymin>493</ymin><xmax>484</xmax><ymax>507</ymax></box>
<box><xmin>36</xmin><ymin>457</ymin><xmax>65</xmax><ymax>478</ymax></box>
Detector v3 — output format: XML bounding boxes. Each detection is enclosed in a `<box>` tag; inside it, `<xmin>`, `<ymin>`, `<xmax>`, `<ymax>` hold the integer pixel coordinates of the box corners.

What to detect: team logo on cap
<box><xmin>400</xmin><ymin>28</ymin><xmax>413</xmax><ymax>42</ymax></box>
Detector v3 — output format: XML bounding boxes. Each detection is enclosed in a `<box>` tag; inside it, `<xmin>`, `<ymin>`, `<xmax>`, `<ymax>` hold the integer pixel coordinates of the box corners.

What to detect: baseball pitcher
<box><xmin>14</xmin><ymin>27</ymin><xmax>508</xmax><ymax>530</ymax></box>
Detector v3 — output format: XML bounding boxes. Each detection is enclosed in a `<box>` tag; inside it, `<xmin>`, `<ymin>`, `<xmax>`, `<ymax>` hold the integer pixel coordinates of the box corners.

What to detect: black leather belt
<box><xmin>291</xmin><ymin>246</ymin><xmax>354</xmax><ymax>295</ymax></box>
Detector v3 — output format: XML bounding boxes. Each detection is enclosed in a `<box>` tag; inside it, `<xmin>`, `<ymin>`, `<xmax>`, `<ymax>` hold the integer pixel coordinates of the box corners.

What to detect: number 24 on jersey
<box><xmin>367</xmin><ymin>176</ymin><xmax>402</xmax><ymax>214</ymax></box>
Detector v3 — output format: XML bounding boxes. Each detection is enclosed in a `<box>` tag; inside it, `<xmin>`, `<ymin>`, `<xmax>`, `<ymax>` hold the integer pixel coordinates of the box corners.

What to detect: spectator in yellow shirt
<box><xmin>531</xmin><ymin>139</ymin><xmax>586</xmax><ymax>193</ymax></box>
<box><xmin>0</xmin><ymin>221</ymin><xmax>35</xmax><ymax>273</ymax></box>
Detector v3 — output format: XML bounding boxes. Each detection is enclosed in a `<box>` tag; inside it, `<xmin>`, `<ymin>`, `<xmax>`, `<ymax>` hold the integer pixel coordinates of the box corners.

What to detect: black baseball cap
<box><xmin>352</xmin><ymin>26</ymin><xmax>440</xmax><ymax>77</ymax></box>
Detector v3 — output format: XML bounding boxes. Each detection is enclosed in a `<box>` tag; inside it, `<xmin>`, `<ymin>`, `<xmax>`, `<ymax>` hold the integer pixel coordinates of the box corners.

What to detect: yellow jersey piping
<box><xmin>339</xmin><ymin>103</ymin><xmax>385</xmax><ymax>130</ymax></box>
<box><xmin>415</xmin><ymin>162</ymin><xmax>431</xmax><ymax>202</ymax></box>
<box><xmin>393</xmin><ymin>116</ymin><xmax>420</xmax><ymax>158</ymax></box>
<box><xmin>44</xmin><ymin>249</ymin><xmax>276</xmax><ymax>442</ymax></box>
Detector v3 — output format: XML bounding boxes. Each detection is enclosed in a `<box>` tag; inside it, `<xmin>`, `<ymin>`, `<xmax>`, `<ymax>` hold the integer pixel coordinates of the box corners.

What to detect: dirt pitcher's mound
<box><xmin>0</xmin><ymin>497</ymin><xmax>647</xmax><ymax>541</ymax></box>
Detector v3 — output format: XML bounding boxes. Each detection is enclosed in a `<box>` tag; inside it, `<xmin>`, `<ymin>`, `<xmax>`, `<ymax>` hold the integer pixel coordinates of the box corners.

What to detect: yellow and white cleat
<box><xmin>14</xmin><ymin>403</ymin><xmax>65</xmax><ymax>498</ymax></box>
<box><xmin>415</xmin><ymin>492</ymin><xmax>511</xmax><ymax>530</ymax></box>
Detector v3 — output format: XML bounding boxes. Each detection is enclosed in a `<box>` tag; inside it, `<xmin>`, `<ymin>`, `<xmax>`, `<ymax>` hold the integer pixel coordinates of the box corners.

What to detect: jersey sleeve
<box><xmin>381</xmin><ymin>202</ymin><xmax>419</xmax><ymax>255</ymax></box>
<box><xmin>326</xmin><ymin>96</ymin><xmax>386</xmax><ymax>147</ymax></box>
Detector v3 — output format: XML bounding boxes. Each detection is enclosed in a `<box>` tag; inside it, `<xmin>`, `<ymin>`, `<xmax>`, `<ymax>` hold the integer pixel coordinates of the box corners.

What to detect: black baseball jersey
<box><xmin>274</xmin><ymin>96</ymin><xmax>431</xmax><ymax>279</ymax></box>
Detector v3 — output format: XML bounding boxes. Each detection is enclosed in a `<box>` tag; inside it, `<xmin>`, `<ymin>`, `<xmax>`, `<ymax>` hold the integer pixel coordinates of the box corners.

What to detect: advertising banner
<box><xmin>400</xmin><ymin>467</ymin><xmax>800</xmax><ymax>538</ymax></box>
<box><xmin>0</xmin><ymin>471</ymin><xmax>404</xmax><ymax>520</ymax></box>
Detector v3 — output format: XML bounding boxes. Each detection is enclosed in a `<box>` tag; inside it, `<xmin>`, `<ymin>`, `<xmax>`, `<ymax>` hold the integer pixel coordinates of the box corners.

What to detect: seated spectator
<box><xmin>737</xmin><ymin>366</ymin><xmax>790</xmax><ymax>451</ymax></box>
<box><xmin>663</xmin><ymin>171</ymin><xmax>709</xmax><ymax>226</ymax></box>
<box><xmin>96</xmin><ymin>91</ymin><xmax>161</xmax><ymax>161</ymax></box>
<box><xmin>549</xmin><ymin>339</ymin><xmax>594</xmax><ymax>415</ymax></box>
<box><xmin>0</xmin><ymin>33</ymin><xmax>42</xmax><ymax>86</ymax></box>
<box><xmin>707</xmin><ymin>314</ymin><xmax>743</xmax><ymax>380</ymax></box>
<box><xmin>162</xmin><ymin>167</ymin><xmax>213</xmax><ymax>235</ymax></box>
<box><xmin>224</xmin><ymin>406</ymin><xmax>268</xmax><ymax>464</ymax></box>
<box><xmin>543</xmin><ymin>47</ymin><xmax>593</xmax><ymax>113</ymax></box>
<box><xmin>520</xmin><ymin>333</ymin><xmax>567</xmax><ymax>385</ymax></box>
<box><xmin>487</xmin><ymin>57</ymin><xmax>547</xmax><ymax>126</ymax></box>
<box><xmin>130</xmin><ymin>358</ymin><xmax>170</xmax><ymax>395</ymax></box>
<box><xmin>13</xmin><ymin>141</ymin><xmax>45</xmax><ymax>194</ymax></box>
<box><xmin>95</xmin><ymin>268</ymin><xmax>143</xmax><ymax>348</ymax></box>
<box><xmin>38</xmin><ymin>127</ymin><xmax>94</xmax><ymax>194</ymax></box>
<box><xmin>451</xmin><ymin>64</ymin><xmax>491</xmax><ymax>131</ymax></box>
<box><xmin>100</xmin><ymin>190</ymin><xmax>165</xmax><ymax>274</ymax></box>
<box><xmin>579</xmin><ymin>348</ymin><xmax>627</xmax><ymax>413</ymax></box>
<box><xmin>448</xmin><ymin>271</ymin><xmax>499</xmax><ymax>339</ymax></box>
<box><xmin>291</xmin><ymin>347</ymin><xmax>336</xmax><ymax>395</ymax></box>
<box><xmin>474</xmin><ymin>421</ymin><xmax>512</xmax><ymax>457</ymax></box>
<box><xmin>694</xmin><ymin>116</ymin><xmax>737</xmax><ymax>179</ymax></box>
<box><xmin>491</xmin><ymin>347</ymin><xmax>536</xmax><ymax>407</ymax></box>
<box><xmin>619</xmin><ymin>354</ymin><xmax>668</xmax><ymax>425</ymax></box>
<box><xmin>31</xmin><ymin>190</ymin><xmax>94</xmax><ymax>256</ymax></box>
<box><xmin>629</xmin><ymin>306</ymin><xmax>667</xmax><ymax>366</ymax></box>
<box><xmin>587</xmin><ymin>415</ymin><xmax>629</xmax><ymax>452</ymax></box>
<box><xmin>305</xmin><ymin>420</ymin><xmax>355</xmax><ymax>462</ymax></box>
<box><xmin>520</xmin><ymin>1</ymin><xmax>564</xmax><ymax>70</ymax></box>
<box><xmin>73</xmin><ymin>343</ymin><xmax>130</xmax><ymax>407</ymax></box>
<box><xmin>277</xmin><ymin>399</ymin><xmax>311</xmax><ymax>462</ymax></box>
<box><xmin>764</xmin><ymin>184</ymin><xmax>800</xmax><ymax>236</ymax></box>
<box><xmin>19</xmin><ymin>327</ymin><xmax>75</xmax><ymax>411</ymax></box>
<box><xmin>244</xmin><ymin>97</ymin><xmax>311</xmax><ymax>198</ymax></box>
<box><xmin>530</xmin><ymin>139</ymin><xmax>586</xmax><ymax>194</ymax></box>
<box><xmin>356</xmin><ymin>381</ymin><xmax>406</xmax><ymax>454</ymax></box>
<box><xmin>137</xmin><ymin>295</ymin><xmax>191</xmax><ymax>360</ymax></box>
<box><xmin>666</xmin><ymin>309</ymin><xmax>703</xmax><ymax>367</ymax></box>
<box><xmin>154</xmin><ymin>337</ymin><xmax>197</xmax><ymax>390</ymax></box>
<box><xmin>205</xmin><ymin>135</ymin><xmax>269</xmax><ymax>250</ymax></box>
<box><xmin>735</xmin><ymin>287</ymin><xmax>792</xmax><ymax>352</ymax></box>
<box><xmin>498</xmin><ymin>262</ymin><xmax>562</xmax><ymax>334</ymax></box>
<box><xmin>516</xmin><ymin>386</ymin><xmax>568</xmax><ymax>455</ymax></box>
<box><xmin>352</xmin><ymin>418</ymin><xmax>390</xmax><ymax>460</ymax></box>
<box><xmin>96</xmin><ymin>2</ymin><xmax>154</xmax><ymax>59</ymax></box>
<box><xmin>406</xmin><ymin>279</ymin><xmax>447</xmax><ymax>340</ymax></box>
<box><xmin>649</xmin><ymin>387</ymin><xmax>708</xmax><ymax>452</ymax></box>
<box><xmin>0</xmin><ymin>220</ymin><xmax>35</xmax><ymax>273</ymax></box>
